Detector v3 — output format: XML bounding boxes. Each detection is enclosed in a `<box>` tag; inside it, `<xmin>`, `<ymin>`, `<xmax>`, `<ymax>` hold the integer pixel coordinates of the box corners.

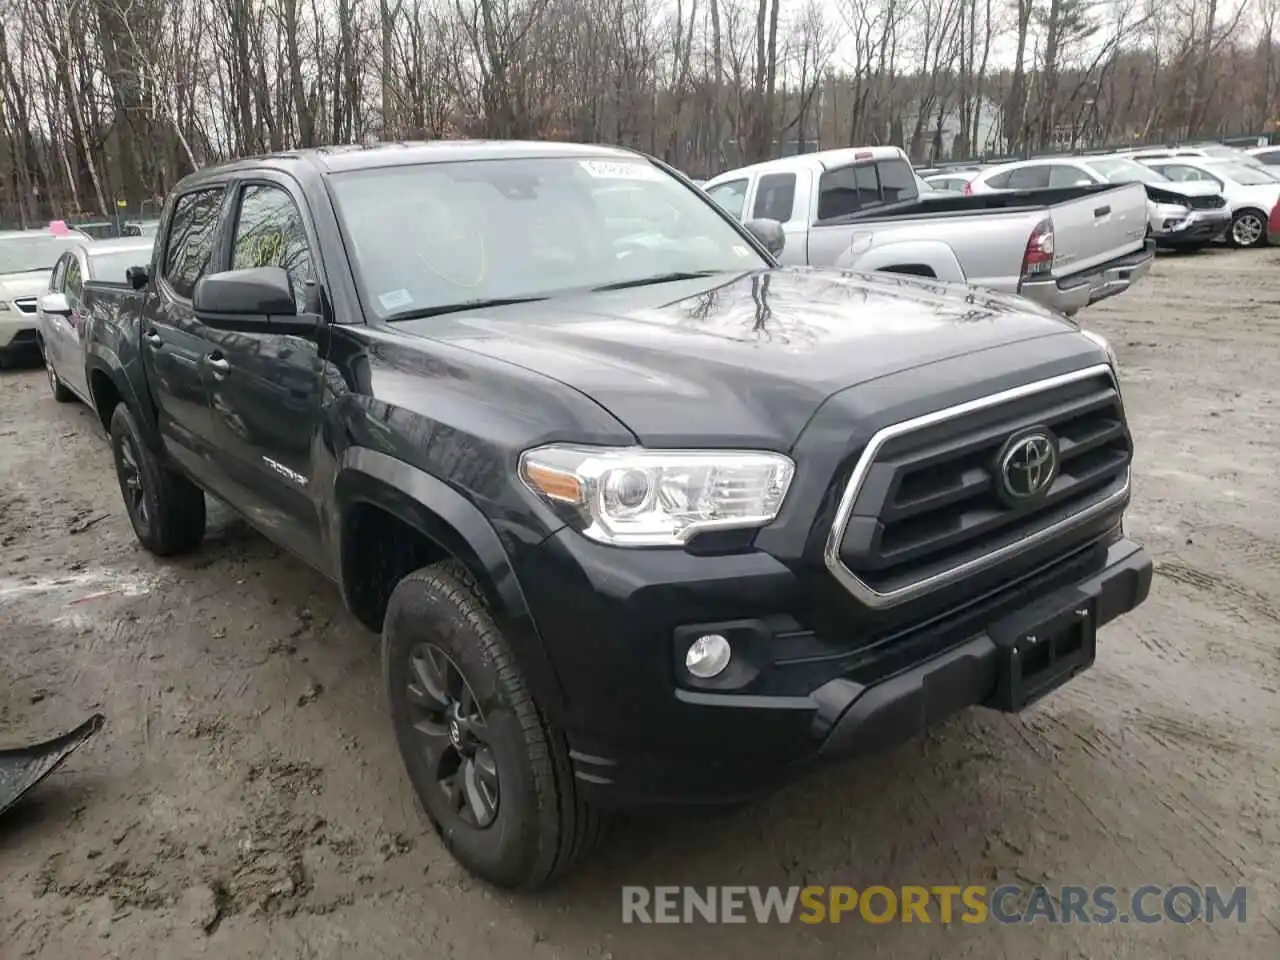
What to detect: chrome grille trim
<box><xmin>823</xmin><ymin>363</ymin><xmax>1129</xmax><ymax>610</ymax></box>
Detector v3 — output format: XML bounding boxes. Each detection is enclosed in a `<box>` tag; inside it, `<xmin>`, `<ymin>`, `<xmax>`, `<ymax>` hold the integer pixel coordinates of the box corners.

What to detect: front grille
<box><xmin>12</xmin><ymin>297</ymin><xmax>36</xmax><ymax>314</ymax></box>
<box><xmin>825</xmin><ymin>365</ymin><xmax>1130</xmax><ymax>609</ymax></box>
<box><xmin>1187</xmin><ymin>195</ymin><xmax>1225</xmax><ymax>210</ymax></box>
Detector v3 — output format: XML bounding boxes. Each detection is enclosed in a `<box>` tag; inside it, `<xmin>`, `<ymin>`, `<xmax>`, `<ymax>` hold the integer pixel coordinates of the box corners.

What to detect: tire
<box><xmin>108</xmin><ymin>403</ymin><xmax>206</xmax><ymax>556</ymax></box>
<box><xmin>1227</xmin><ymin>209</ymin><xmax>1268</xmax><ymax>248</ymax></box>
<box><xmin>45</xmin><ymin>353</ymin><xmax>75</xmax><ymax>403</ymax></box>
<box><xmin>383</xmin><ymin>560</ymin><xmax>604</xmax><ymax>889</ymax></box>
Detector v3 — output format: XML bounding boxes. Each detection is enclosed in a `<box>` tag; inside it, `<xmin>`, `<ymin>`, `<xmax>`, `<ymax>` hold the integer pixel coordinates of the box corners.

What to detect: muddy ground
<box><xmin>1</xmin><ymin>249</ymin><xmax>1278</xmax><ymax>958</ymax></box>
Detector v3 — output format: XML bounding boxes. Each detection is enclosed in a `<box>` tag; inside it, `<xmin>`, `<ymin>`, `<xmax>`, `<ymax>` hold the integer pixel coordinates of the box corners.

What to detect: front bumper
<box><xmin>0</xmin><ymin>311</ymin><xmax>41</xmax><ymax>363</ymax></box>
<box><xmin>520</xmin><ymin>530</ymin><xmax>1152</xmax><ymax>808</ymax></box>
<box><xmin>1153</xmin><ymin>210</ymin><xmax>1230</xmax><ymax>246</ymax></box>
<box><xmin>1020</xmin><ymin>240</ymin><xmax>1156</xmax><ymax>315</ymax></box>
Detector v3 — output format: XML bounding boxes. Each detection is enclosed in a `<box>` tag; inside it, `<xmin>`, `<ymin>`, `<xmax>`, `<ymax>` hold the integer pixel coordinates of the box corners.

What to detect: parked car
<box><xmin>1116</xmin><ymin>143</ymin><xmax>1266</xmax><ymax>168</ymax></box>
<box><xmin>0</xmin><ymin>224</ymin><xmax>93</xmax><ymax>367</ymax></box>
<box><xmin>922</xmin><ymin>170</ymin><xmax>981</xmax><ymax>193</ymax></box>
<box><xmin>37</xmin><ymin>237</ymin><xmax>153</xmax><ymax>404</ymax></box>
<box><xmin>703</xmin><ymin>146</ymin><xmax>1154</xmax><ymax>316</ymax></box>
<box><xmin>1135</xmin><ymin>155</ymin><xmax>1280</xmax><ymax>248</ymax></box>
<box><xmin>82</xmin><ymin>140</ymin><xmax>1151</xmax><ymax>889</ymax></box>
<box><xmin>121</xmin><ymin>220</ymin><xmax>162</xmax><ymax>238</ymax></box>
<box><xmin>967</xmin><ymin>156</ymin><xmax>1230</xmax><ymax>250</ymax></box>
<box><xmin>1245</xmin><ymin>145</ymin><xmax>1280</xmax><ymax>166</ymax></box>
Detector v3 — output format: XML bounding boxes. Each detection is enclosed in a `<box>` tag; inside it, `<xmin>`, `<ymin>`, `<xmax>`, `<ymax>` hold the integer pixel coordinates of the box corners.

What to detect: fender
<box><xmin>84</xmin><ymin>350</ymin><xmax>161</xmax><ymax>445</ymax></box>
<box><xmin>841</xmin><ymin>239</ymin><xmax>966</xmax><ymax>284</ymax></box>
<box><xmin>335</xmin><ymin>446</ymin><xmax>566</xmax><ymax>713</ymax></box>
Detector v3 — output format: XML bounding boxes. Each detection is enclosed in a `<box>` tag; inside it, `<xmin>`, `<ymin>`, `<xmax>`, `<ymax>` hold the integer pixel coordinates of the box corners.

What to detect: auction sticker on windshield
<box><xmin>579</xmin><ymin>160</ymin><xmax>662</xmax><ymax>181</ymax></box>
<box><xmin>378</xmin><ymin>288</ymin><xmax>414</xmax><ymax>311</ymax></box>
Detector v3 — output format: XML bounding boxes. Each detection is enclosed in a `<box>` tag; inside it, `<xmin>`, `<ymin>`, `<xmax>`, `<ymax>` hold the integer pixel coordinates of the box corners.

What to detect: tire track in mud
<box><xmin>1154</xmin><ymin>559</ymin><xmax>1280</xmax><ymax>628</ymax></box>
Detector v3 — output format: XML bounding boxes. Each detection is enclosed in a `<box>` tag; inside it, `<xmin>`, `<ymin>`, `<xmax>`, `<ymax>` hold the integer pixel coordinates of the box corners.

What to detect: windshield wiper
<box><xmin>384</xmin><ymin>296</ymin><xmax>549</xmax><ymax>321</ymax></box>
<box><xmin>592</xmin><ymin>270</ymin><xmax>724</xmax><ymax>292</ymax></box>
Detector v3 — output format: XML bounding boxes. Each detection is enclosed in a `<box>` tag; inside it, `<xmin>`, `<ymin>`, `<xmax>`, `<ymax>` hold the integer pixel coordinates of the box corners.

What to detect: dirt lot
<box><xmin>2</xmin><ymin>249</ymin><xmax>1278</xmax><ymax>958</ymax></box>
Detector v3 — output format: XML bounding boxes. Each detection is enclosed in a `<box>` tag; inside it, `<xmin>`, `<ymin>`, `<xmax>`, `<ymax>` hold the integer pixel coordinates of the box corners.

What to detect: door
<box><xmin>201</xmin><ymin>179</ymin><xmax>328</xmax><ymax>568</ymax></box>
<box><xmin>40</xmin><ymin>254</ymin><xmax>72</xmax><ymax>378</ymax></box>
<box><xmin>142</xmin><ymin>185</ymin><xmax>227</xmax><ymax>482</ymax></box>
<box><xmin>59</xmin><ymin>253</ymin><xmax>92</xmax><ymax>398</ymax></box>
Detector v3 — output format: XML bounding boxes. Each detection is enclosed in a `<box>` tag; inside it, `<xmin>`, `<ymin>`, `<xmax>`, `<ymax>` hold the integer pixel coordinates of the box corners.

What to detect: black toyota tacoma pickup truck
<box><xmin>80</xmin><ymin>141</ymin><xmax>1152</xmax><ymax>889</ymax></box>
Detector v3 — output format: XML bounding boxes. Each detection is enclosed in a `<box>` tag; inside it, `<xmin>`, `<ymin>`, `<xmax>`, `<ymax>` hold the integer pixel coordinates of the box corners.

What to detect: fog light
<box><xmin>685</xmin><ymin>634</ymin><xmax>732</xmax><ymax>678</ymax></box>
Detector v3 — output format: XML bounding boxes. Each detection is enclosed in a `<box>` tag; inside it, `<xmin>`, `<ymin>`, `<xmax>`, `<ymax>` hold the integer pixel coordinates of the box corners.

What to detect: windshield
<box><xmin>327</xmin><ymin>156</ymin><xmax>767</xmax><ymax>320</ymax></box>
<box><xmin>90</xmin><ymin>249</ymin><xmax>151</xmax><ymax>284</ymax></box>
<box><xmin>1211</xmin><ymin>162</ymin><xmax>1280</xmax><ymax>185</ymax></box>
<box><xmin>0</xmin><ymin>235</ymin><xmax>81</xmax><ymax>275</ymax></box>
<box><xmin>1085</xmin><ymin>158</ymin><xmax>1169</xmax><ymax>184</ymax></box>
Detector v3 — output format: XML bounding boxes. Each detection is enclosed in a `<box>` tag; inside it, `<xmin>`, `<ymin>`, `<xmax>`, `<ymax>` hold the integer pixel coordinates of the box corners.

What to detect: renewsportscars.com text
<box><xmin>621</xmin><ymin>884</ymin><xmax>1247</xmax><ymax>925</ymax></box>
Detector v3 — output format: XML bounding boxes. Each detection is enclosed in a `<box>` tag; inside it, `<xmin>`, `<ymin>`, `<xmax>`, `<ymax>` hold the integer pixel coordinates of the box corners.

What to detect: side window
<box><xmin>50</xmin><ymin>255</ymin><xmax>68</xmax><ymax>292</ymax></box>
<box><xmin>230</xmin><ymin>185</ymin><xmax>315</xmax><ymax>313</ymax></box>
<box><xmin>985</xmin><ymin>171</ymin><xmax>1013</xmax><ymax>189</ymax></box>
<box><xmin>1256</xmin><ymin>150</ymin><xmax>1280</xmax><ymax>165</ymax></box>
<box><xmin>163</xmin><ymin>188</ymin><xmax>225</xmax><ymax>300</ymax></box>
<box><xmin>751</xmin><ymin>173</ymin><xmax>797</xmax><ymax>223</ymax></box>
<box><xmin>64</xmin><ymin>259</ymin><xmax>84</xmax><ymax>307</ymax></box>
<box><xmin>816</xmin><ymin>164</ymin><xmax>878</xmax><ymax>220</ymax></box>
<box><xmin>1049</xmin><ymin>165</ymin><xmax>1094</xmax><ymax>187</ymax></box>
<box><xmin>706</xmin><ymin>179</ymin><xmax>749</xmax><ymax>219</ymax></box>
<box><xmin>1006</xmin><ymin>167</ymin><xmax>1052</xmax><ymax>189</ymax></box>
<box><xmin>876</xmin><ymin>159</ymin><xmax>917</xmax><ymax>201</ymax></box>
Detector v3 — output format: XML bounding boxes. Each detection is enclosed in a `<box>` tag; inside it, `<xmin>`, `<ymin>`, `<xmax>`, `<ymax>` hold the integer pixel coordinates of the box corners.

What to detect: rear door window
<box><xmin>1254</xmin><ymin>149</ymin><xmax>1280</xmax><ymax>165</ymax></box>
<box><xmin>751</xmin><ymin>173</ymin><xmax>797</xmax><ymax>222</ymax></box>
<box><xmin>1006</xmin><ymin>166</ymin><xmax>1052</xmax><ymax>189</ymax></box>
<box><xmin>817</xmin><ymin>158</ymin><xmax>916</xmax><ymax>220</ymax></box>
<box><xmin>162</xmin><ymin>188</ymin><xmax>225</xmax><ymax>300</ymax></box>
<box><xmin>1048</xmin><ymin>165</ymin><xmax>1096</xmax><ymax>187</ymax></box>
<box><xmin>706</xmin><ymin>179</ymin><xmax>749</xmax><ymax>219</ymax></box>
<box><xmin>984</xmin><ymin>170</ymin><xmax>1013</xmax><ymax>189</ymax></box>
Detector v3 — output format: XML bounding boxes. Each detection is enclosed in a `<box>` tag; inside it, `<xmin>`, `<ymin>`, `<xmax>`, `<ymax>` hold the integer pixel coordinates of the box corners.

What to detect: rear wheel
<box><xmin>46</xmin><ymin>354</ymin><xmax>75</xmax><ymax>403</ymax></box>
<box><xmin>1228</xmin><ymin>209</ymin><xmax>1268</xmax><ymax>248</ymax></box>
<box><xmin>383</xmin><ymin>561</ymin><xmax>605</xmax><ymax>889</ymax></box>
<box><xmin>109</xmin><ymin>403</ymin><xmax>206</xmax><ymax>556</ymax></box>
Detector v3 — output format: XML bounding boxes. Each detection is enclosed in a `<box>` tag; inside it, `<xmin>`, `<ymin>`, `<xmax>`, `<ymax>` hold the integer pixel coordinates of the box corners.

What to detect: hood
<box><xmin>393</xmin><ymin>268</ymin><xmax>1078</xmax><ymax>448</ymax></box>
<box><xmin>1145</xmin><ymin>181</ymin><xmax>1220</xmax><ymax>201</ymax></box>
<box><xmin>0</xmin><ymin>269</ymin><xmax>52</xmax><ymax>302</ymax></box>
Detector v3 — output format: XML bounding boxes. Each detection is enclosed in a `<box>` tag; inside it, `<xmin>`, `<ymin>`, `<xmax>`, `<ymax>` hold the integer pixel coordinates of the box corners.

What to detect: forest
<box><xmin>1</xmin><ymin>0</ymin><xmax>1276</xmax><ymax>224</ymax></box>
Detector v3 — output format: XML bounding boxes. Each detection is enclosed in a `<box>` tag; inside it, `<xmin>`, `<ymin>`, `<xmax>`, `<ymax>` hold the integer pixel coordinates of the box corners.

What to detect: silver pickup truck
<box><xmin>703</xmin><ymin>146</ymin><xmax>1155</xmax><ymax>315</ymax></box>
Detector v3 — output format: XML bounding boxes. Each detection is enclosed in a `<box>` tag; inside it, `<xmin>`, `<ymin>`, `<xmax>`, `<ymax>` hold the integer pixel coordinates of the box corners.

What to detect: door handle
<box><xmin>143</xmin><ymin>331</ymin><xmax>163</xmax><ymax>347</ymax></box>
<box><xmin>1094</xmin><ymin>205</ymin><xmax>1111</xmax><ymax>218</ymax></box>
<box><xmin>205</xmin><ymin>353</ymin><xmax>230</xmax><ymax>374</ymax></box>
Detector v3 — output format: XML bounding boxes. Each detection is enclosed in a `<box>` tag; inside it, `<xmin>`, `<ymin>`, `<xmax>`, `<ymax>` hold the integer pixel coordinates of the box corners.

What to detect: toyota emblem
<box><xmin>997</xmin><ymin>430</ymin><xmax>1059</xmax><ymax>503</ymax></box>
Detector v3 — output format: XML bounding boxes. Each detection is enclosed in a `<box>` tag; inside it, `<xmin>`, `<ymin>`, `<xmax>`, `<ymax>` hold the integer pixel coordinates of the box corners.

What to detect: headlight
<box><xmin>519</xmin><ymin>444</ymin><xmax>795</xmax><ymax>546</ymax></box>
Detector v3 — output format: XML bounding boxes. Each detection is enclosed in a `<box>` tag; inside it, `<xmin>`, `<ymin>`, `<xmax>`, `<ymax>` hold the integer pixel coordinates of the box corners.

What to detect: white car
<box><xmin>1246</xmin><ymin>145</ymin><xmax>1280</xmax><ymax>167</ymax></box>
<box><xmin>0</xmin><ymin>225</ymin><xmax>92</xmax><ymax>367</ymax></box>
<box><xmin>1117</xmin><ymin>144</ymin><xmax>1266</xmax><ymax>167</ymax></box>
<box><xmin>37</xmin><ymin>237</ymin><xmax>154</xmax><ymax>404</ymax></box>
<box><xmin>1135</xmin><ymin>156</ymin><xmax>1280</xmax><ymax>248</ymax></box>
<box><xmin>966</xmin><ymin>156</ymin><xmax>1231</xmax><ymax>249</ymax></box>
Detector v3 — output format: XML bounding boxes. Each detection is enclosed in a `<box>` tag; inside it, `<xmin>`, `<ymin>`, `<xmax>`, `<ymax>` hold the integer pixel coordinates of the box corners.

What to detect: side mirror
<box><xmin>126</xmin><ymin>265</ymin><xmax>149</xmax><ymax>290</ymax></box>
<box><xmin>195</xmin><ymin>267</ymin><xmax>296</xmax><ymax>318</ymax></box>
<box><xmin>743</xmin><ymin>218</ymin><xmax>786</xmax><ymax>257</ymax></box>
<box><xmin>39</xmin><ymin>292</ymin><xmax>72</xmax><ymax>316</ymax></box>
<box><xmin>193</xmin><ymin>266</ymin><xmax>314</xmax><ymax>335</ymax></box>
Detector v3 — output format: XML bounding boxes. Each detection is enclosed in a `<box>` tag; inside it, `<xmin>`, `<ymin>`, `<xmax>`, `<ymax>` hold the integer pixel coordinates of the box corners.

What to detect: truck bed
<box><xmin>821</xmin><ymin>184</ymin><xmax>1125</xmax><ymax>226</ymax></box>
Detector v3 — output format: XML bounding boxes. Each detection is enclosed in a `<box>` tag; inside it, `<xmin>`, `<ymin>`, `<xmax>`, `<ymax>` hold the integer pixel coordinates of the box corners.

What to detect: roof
<box><xmin>187</xmin><ymin>139</ymin><xmax>643</xmax><ymax>182</ymax></box>
<box><xmin>0</xmin><ymin>227</ymin><xmax>90</xmax><ymax>241</ymax></box>
<box><xmin>85</xmin><ymin>237</ymin><xmax>154</xmax><ymax>256</ymax></box>
<box><xmin>709</xmin><ymin>146</ymin><xmax>908</xmax><ymax>183</ymax></box>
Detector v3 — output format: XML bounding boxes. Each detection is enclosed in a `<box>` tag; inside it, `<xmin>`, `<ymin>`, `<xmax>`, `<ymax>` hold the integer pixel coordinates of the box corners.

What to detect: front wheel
<box><xmin>383</xmin><ymin>561</ymin><xmax>605</xmax><ymax>889</ymax></box>
<box><xmin>1228</xmin><ymin>209</ymin><xmax>1268</xmax><ymax>248</ymax></box>
<box><xmin>109</xmin><ymin>403</ymin><xmax>206</xmax><ymax>556</ymax></box>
